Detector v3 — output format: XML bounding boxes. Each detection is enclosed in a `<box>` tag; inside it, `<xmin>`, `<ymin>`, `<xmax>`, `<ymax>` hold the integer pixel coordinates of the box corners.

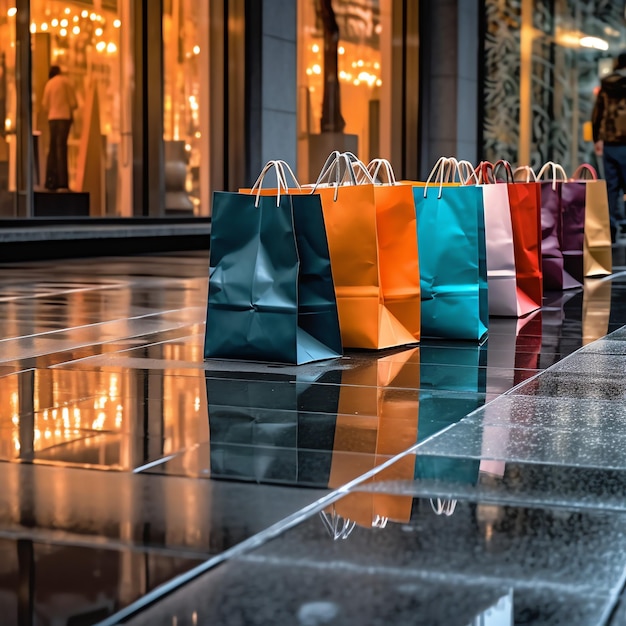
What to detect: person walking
<box><xmin>592</xmin><ymin>52</ymin><xmax>626</xmax><ymax>243</ymax></box>
<box><xmin>41</xmin><ymin>65</ymin><xmax>77</xmax><ymax>191</ymax></box>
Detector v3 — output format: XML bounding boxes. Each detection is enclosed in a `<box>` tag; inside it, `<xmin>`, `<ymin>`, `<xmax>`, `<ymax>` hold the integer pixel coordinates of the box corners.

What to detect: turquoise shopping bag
<box><xmin>205</xmin><ymin>161</ymin><xmax>342</xmax><ymax>364</ymax></box>
<box><xmin>412</xmin><ymin>158</ymin><xmax>489</xmax><ymax>340</ymax></box>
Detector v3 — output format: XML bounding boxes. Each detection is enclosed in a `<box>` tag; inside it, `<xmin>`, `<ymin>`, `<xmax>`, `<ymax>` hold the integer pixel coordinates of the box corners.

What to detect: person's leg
<box><xmin>45</xmin><ymin>120</ymin><xmax>61</xmax><ymax>190</ymax></box>
<box><xmin>602</xmin><ymin>144</ymin><xmax>624</xmax><ymax>241</ymax></box>
<box><xmin>56</xmin><ymin>119</ymin><xmax>72</xmax><ymax>189</ymax></box>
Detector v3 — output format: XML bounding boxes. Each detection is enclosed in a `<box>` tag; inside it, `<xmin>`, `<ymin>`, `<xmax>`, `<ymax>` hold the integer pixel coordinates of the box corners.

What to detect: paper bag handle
<box><xmin>250</xmin><ymin>160</ymin><xmax>292</xmax><ymax>207</ymax></box>
<box><xmin>513</xmin><ymin>165</ymin><xmax>537</xmax><ymax>183</ymax></box>
<box><xmin>458</xmin><ymin>159</ymin><xmax>479</xmax><ymax>185</ymax></box>
<box><xmin>537</xmin><ymin>161</ymin><xmax>568</xmax><ymax>190</ymax></box>
<box><xmin>493</xmin><ymin>160</ymin><xmax>514</xmax><ymax>183</ymax></box>
<box><xmin>571</xmin><ymin>164</ymin><xmax>598</xmax><ymax>180</ymax></box>
<box><xmin>367</xmin><ymin>158</ymin><xmax>398</xmax><ymax>185</ymax></box>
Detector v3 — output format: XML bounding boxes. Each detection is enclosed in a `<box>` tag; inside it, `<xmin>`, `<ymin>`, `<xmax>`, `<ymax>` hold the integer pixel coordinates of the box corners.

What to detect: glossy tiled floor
<box><xmin>0</xmin><ymin>248</ymin><xmax>625</xmax><ymax>625</ymax></box>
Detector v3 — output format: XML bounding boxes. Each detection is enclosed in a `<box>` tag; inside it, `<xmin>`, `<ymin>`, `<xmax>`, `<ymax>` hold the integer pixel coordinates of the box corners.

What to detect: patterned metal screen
<box><xmin>482</xmin><ymin>0</ymin><xmax>626</xmax><ymax>172</ymax></box>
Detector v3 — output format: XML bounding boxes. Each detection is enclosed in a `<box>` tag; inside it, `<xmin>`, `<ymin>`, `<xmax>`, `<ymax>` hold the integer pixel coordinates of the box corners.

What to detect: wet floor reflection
<box><xmin>0</xmin><ymin>253</ymin><xmax>625</xmax><ymax>625</ymax></box>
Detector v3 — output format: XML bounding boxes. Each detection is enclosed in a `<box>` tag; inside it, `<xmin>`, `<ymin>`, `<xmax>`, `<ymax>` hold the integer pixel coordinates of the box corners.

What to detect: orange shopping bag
<box><xmin>313</xmin><ymin>152</ymin><xmax>421</xmax><ymax>349</ymax></box>
<box><xmin>324</xmin><ymin>347</ymin><xmax>420</xmax><ymax>528</ymax></box>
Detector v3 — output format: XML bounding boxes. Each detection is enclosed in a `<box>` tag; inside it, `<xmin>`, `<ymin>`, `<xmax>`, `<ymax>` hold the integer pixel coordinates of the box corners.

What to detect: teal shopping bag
<box><xmin>412</xmin><ymin>158</ymin><xmax>489</xmax><ymax>340</ymax></box>
<box><xmin>205</xmin><ymin>161</ymin><xmax>342</xmax><ymax>364</ymax></box>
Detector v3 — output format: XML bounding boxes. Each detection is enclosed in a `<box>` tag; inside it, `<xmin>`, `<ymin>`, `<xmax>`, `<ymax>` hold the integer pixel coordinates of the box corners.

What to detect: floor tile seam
<box><xmin>444</xmin><ymin>417</ymin><xmax>626</xmax><ymax>435</ymax></box>
<box><xmin>599</xmin><ymin>564</ymin><xmax>626</xmax><ymax>625</ymax></box>
<box><xmin>234</xmin><ymin>553</ymin><xmax>618</xmax><ymax>597</ymax></box>
<box><xmin>350</xmin><ymin>484</ymin><xmax>626</xmax><ymax>515</ymax></box>
<box><xmin>94</xmin><ymin>443</ymin><xmax>427</xmax><ymax>626</ymax></box>
<box><xmin>0</xmin><ymin>527</ymin><xmax>212</xmax><ymax>561</ymax></box>
<box><xmin>0</xmin><ymin>282</ymin><xmax>129</xmax><ymax>303</ymax></box>
<box><xmin>0</xmin><ymin>307</ymin><xmax>204</xmax><ymax>345</ymax></box>
<box><xmin>0</xmin><ymin>322</ymin><xmax>201</xmax><ymax>366</ymax></box>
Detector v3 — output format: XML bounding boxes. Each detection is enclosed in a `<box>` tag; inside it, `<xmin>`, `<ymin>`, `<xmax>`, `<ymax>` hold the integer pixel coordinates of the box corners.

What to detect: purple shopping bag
<box><xmin>537</xmin><ymin>162</ymin><xmax>581</xmax><ymax>291</ymax></box>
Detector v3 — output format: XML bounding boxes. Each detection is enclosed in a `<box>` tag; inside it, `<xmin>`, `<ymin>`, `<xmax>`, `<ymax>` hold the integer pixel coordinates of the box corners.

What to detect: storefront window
<box><xmin>0</xmin><ymin>1</ymin><xmax>18</xmax><ymax>217</ymax></box>
<box><xmin>483</xmin><ymin>0</ymin><xmax>626</xmax><ymax>172</ymax></box>
<box><xmin>30</xmin><ymin>0</ymin><xmax>134</xmax><ymax>216</ymax></box>
<box><xmin>297</xmin><ymin>0</ymin><xmax>392</xmax><ymax>182</ymax></box>
<box><xmin>162</xmin><ymin>0</ymin><xmax>210</xmax><ymax>216</ymax></box>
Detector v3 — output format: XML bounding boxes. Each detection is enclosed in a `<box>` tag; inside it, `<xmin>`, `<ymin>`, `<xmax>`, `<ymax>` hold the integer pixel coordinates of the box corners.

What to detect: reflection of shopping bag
<box><xmin>567</xmin><ymin>164</ymin><xmax>612</xmax><ymax>278</ymax></box>
<box><xmin>582</xmin><ymin>279</ymin><xmax>611</xmax><ymax>344</ymax></box>
<box><xmin>418</xmin><ymin>343</ymin><xmax>487</xmax><ymax>435</ymax></box>
<box><xmin>205</xmin><ymin>160</ymin><xmax>342</xmax><ymax>364</ymax></box>
<box><xmin>412</xmin><ymin>158</ymin><xmax>488</xmax><ymax>339</ymax></box>
<box><xmin>326</xmin><ymin>348</ymin><xmax>420</xmax><ymax>527</ymax></box>
<box><xmin>314</xmin><ymin>153</ymin><xmax>421</xmax><ymax>349</ymax></box>
<box><xmin>206</xmin><ymin>363</ymin><xmax>341</xmax><ymax>486</ymax></box>
<box><xmin>486</xmin><ymin>311</ymin><xmax>542</xmax><ymax>394</ymax></box>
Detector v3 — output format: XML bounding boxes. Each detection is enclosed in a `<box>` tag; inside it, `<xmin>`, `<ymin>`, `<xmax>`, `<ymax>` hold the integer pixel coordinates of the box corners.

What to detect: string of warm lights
<box><xmin>6</xmin><ymin>5</ymin><xmax>121</xmax><ymax>55</ymax></box>
<box><xmin>305</xmin><ymin>41</ymin><xmax>382</xmax><ymax>87</ymax></box>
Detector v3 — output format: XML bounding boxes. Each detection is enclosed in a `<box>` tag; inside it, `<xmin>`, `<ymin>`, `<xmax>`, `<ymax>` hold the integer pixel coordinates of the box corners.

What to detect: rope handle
<box><xmin>571</xmin><ymin>163</ymin><xmax>598</xmax><ymax>180</ymax></box>
<box><xmin>493</xmin><ymin>160</ymin><xmax>514</xmax><ymax>183</ymax></box>
<box><xmin>458</xmin><ymin>159</ymin><xmax>479</xmax><ymax>185</ymax></box>
<box><xmin>474</xmin><ymin>161</ymin><xmax>495</xmax><ymax>184</ymax></box>
<box><xmin>537</xmin><ymin>161</ymin><xmax>568</xmax><ymax>190</ymax></box>
<box><xmin>423</xmin><ymin>157</ymin><xmax>452</xmax><ymax>198</ymax></box>
<box><xmin>513</xmin><ymin>165</ymin><xmax>537</xmax><ymax>182</ymax></box>
<box><xmin>367</xmin><ymin>158</ymin><xmax>398</xmax><ymax>185</ymax></box>
<box><xmin>250</xmin><ymin>160</ymin><xmax>292</xmax><ymax>207</ymax></box>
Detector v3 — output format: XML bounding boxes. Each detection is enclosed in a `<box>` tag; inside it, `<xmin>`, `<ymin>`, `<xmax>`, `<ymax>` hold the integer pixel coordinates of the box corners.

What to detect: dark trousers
<box><xmin>602</xmin><ymin>143</ymin><xmax>626</xmax><ymax>233</ymax></box>
<box><xmin>45</xmin><ymin>119</ymin><xmax>72</xmax><ymax>190</ymax></box>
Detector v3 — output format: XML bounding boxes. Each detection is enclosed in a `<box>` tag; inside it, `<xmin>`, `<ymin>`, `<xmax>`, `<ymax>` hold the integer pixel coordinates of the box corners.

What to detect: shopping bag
<box><xmin>536</xmin><ymin>161</ymin><xmax>581</xmax><ymax>290</ymax></box>
<box><xmin>313</xmin><ymin>152</ymin><xmax>420</xmax><ymax>349</ymax></box>
<box><xmin>412</xmin><ymin>157</ymin><xmax>488</xmax><ymax>340</ymax></box>
<box><xmin>204</xmin><ymin>160</ymin><xmax>342</xmax><ymax>364</ymax></box>
<box><xmin>582</xmin><ymin>279</ymin><xmax>611</xmax><ymax>344</ymax></box>
<box><xmin>504</xmin><ymin>164</ymin><xmax>543</xmax><ymax>315</ymax></box>
<box><xmin>325</xmin><ymin>347</ymin><xmax>420</xmax><ymax>527</ymax></box>
<box><xmin>205</xmin><ymin>362</ymin><xmax>341</xmax><ymax>486</ymax></box>
<box><xmin>569</xmin><ymin>164</ymin><xmax>612</xmax><ymax>278</ymax></box>
<box><xmin>475</xmin><ymin>161</ymin><xmax>527</xmax><ymax>317</ymax></box>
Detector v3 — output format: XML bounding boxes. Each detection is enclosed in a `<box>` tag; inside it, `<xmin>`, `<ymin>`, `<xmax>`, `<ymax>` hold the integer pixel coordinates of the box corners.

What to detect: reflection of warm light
<box><xmin>73</xmin><ymin>15</ymin><xmax>79</xmax><ymax>22</ymax></box>
<box><xmin>579</xmin><ymin>36</ymin><xmax>609</xmax><ymax>50</ymax></box>
<box><xmin>312</xmin><ymin>64</ymin><xmax>321</xmax><ymax>75</ymax></box>
<box><xmin>5</xmin><ymin>118</ymin><xmax>11</xmax><ymax>131</ymax></box>
<box><xmin>357</xmin><ymin>59</ymin><xmax>364</xmax><ymax>67</ymax></box>
<box><xmin>72</xmin><ymin>26</ymin><xmax>80</xmax><ymax>35</ymax></box>
<box><xmin>306</xmin><ymin>68</ymin><xmax>312</xmax><ymax>76</ymax></box>
<box><xmin>107</xmin><ymin>42</ymin><xmax>117</xmax><ymax>54</ymax></box>
<box><xmin>95</xmin><ymin>27</ymin><xmax>103</xmax><ymax>36</ymax></box>
<box><xmin>113</xmin><ymin>19</ymin><xmax>121</xmax><ymax>28</ymax></box>
<box><xmin>64</xmin><ymin>7</ymin><xmax>70</xmax><ymax>14</ymax></box>
<box><xmin>193</xmin><ymin>45</ymin><xmax>200</xmax><ymax>55</ymax></box>
<box><xmin>353</xmin><ymin>79</ymin><xmax>360</xmax><ymax>86</ymax></box>
<box><xmin>81</xmin><ymin>9</ymin><xmax>88</xmax><ymax>18</ymax></box>
<box><xmin>338</xmin><ymin>46</ymin><xmax>345</xmax><ymax>54</ymax></box>
<box><xmin>7</xmin><ymin>7</ymin><xmax>17</xmax><ymax>17</ymax></box>
<box><xmin>374</xmin><ymin>62</ymin><xmax>380</xmax><ymax>70</ymax></box>
<box><xmin>60</xmin><ymin>18</ymin><xmax>68</xmax><ymax>27</ymax></box>
<box><xmin>51</xmin><ymin>18</ymin><xmax>59</xmax><ymax>27</ymax></box>
<box><xmin>96</xmin><ymin>41</ymin><xmax>106</xmax><ymax>52</ymax></box>
<box><xmin>194</xmin><ymin>396</ymin><xmax>201</xmax><ymax>412</ymax></box>
<box><xmin>59</xmin><ymin>28</ymin><xmax>67</xmax><ymax>36</ymax></box>
<box><xmin>312</xmin><ymin>43</ymin><xmax>319</xmax><ymax>53</ymax></box>
<box><xmin>185</xmin><ymin>143</ymin><xmax>192</xmax><ymax>152</ymax></box>
<box><xmin>90</xmin><ymin>13</ymin><xmax>97</xmax><ymax>20</ymax></box>
<box><xmin>195</xmin><ymin>131</ymin><xmax>201</xmax><ymax>138</ymax></box>
<box><xmin>41</xmin><ymin>22</ymin><xmax>49</xmax><ymax>31</ymax></box>
<box><xmin>30</xmin><ymin>23</ymin><xmax>37</xmax><ymax>33</ymax></box>
<box><xmin>376</xmin><ymin>79</ymin><xmax>382</xmax><ymax>87</ymax></box>
<box><xmin>109</xmin><ymin>375</ymin><xmax>118</xmax><ymax>398</ymax></box>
